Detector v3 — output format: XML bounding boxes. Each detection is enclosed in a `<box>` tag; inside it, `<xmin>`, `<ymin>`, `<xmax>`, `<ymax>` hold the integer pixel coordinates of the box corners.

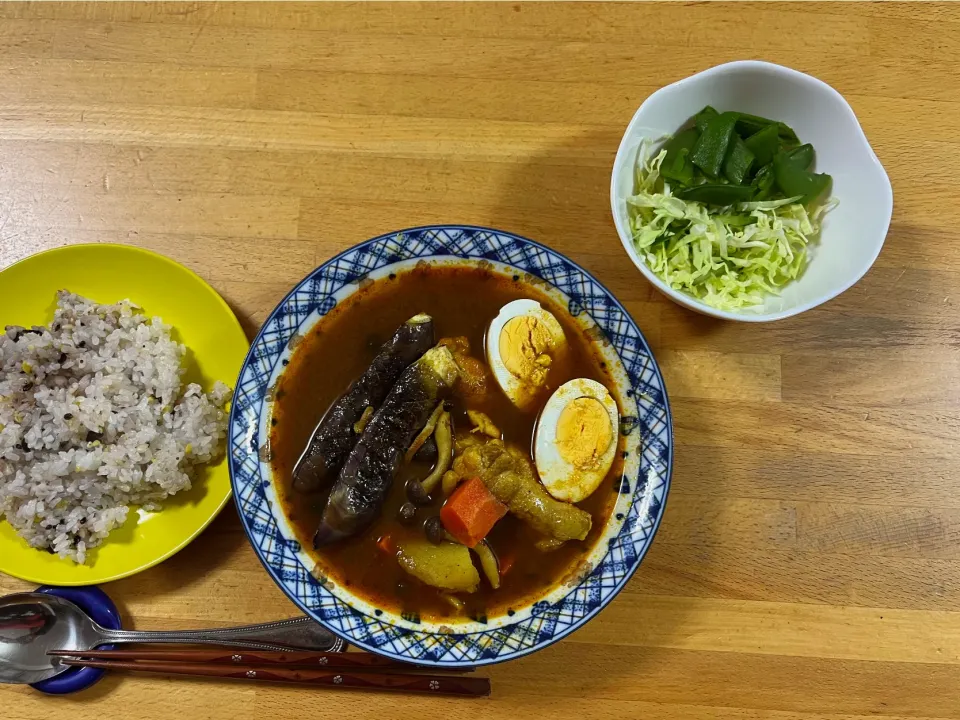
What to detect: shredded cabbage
<box><xmin>626</xmin><ymin>142</ymin><xmax>833</xmax><ymax>311</ymax></box>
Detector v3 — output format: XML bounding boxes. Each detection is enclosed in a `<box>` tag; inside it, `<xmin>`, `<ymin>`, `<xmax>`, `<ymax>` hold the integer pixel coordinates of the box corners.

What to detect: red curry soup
<box><xmin>271</xmin><ymin>263</ymin><xmax>623</xmax><ymax>622</ymax></box>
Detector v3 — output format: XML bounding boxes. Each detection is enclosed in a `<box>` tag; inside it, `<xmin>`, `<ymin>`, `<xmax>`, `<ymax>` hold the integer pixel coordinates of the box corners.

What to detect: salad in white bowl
<box><xmin>611</xmin><ymin>61</ymin><xmax>893</xmax><ymax>322</ymax></box>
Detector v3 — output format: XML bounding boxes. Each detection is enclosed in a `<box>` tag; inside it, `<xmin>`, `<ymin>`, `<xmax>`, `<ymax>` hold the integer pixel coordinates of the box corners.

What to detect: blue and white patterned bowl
<box><xmin>229</xmin><ymin>226</ymin><xmax>672</xmax><ymax>666</ymax></box>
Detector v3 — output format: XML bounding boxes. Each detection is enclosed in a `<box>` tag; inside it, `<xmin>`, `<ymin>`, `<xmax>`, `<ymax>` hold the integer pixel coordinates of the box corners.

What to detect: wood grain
<box><xmin>1</xmin><ymin>2</ymin><xmax>959</xmax><ymax>718</ymax></box>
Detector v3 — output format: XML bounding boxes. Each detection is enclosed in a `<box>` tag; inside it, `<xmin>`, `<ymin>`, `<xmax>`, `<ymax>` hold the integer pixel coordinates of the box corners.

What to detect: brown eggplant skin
<box><xmin>292</xmin><ymin>314</ymin><xmax>434</xmax><ymax>493</ymax></box>
<box><xmin>314</xmin><ymin>345</ymin><xmax>459</xmax><ymax>546</ymax></box>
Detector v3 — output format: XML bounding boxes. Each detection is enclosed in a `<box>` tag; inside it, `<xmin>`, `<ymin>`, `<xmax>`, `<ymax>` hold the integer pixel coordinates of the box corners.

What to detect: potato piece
<box><xmin>397</xmin><ymin>539</ymin><xmax>480</xmax><ymax>593</ymax></box>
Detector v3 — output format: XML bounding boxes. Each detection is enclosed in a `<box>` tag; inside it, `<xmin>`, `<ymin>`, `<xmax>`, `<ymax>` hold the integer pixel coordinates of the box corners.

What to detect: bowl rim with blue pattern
<box><xmin>229</xmin><ymin>225</ymin><xmax>672</xmax><ymax>666</ymax></box>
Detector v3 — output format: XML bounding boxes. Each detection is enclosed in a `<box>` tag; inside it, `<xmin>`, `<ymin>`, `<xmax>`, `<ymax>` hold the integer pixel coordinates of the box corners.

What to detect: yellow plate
<box><xmin>0</xmin><ymin>244</ymin><xmax>248</xmax><ymax>585</ymax></box>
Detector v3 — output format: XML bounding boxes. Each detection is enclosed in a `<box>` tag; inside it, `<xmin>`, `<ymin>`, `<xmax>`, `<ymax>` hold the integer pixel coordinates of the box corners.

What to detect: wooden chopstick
<box><xmin>57</xmin><ymin>657</ymin><xmax>490</xmax><ymax>697</ymax></box>
<box><xmin>48</xmin><ymin>648</ymin><xmax>473</xmax><ymax>673</ymax></box>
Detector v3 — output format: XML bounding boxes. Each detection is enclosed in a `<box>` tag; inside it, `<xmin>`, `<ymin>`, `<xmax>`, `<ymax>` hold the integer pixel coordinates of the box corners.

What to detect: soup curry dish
<box><xmin>272</xmin><ymin>264</ymin><xmax>623</xmax><ymax>622</ymax></box>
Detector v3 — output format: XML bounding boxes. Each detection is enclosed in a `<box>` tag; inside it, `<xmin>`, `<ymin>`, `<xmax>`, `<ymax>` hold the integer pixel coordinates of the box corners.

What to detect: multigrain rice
<box><xmin>0</xmin><ymin>291</ymin><xmax>231</xmax><ymax>562</ymax></box>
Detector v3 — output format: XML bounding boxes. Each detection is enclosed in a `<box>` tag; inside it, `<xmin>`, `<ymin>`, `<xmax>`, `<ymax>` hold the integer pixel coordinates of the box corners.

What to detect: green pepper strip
<box><xmin>772</xmin><ymin>152</ymin><xmax>831</xmax><ymax>204</ymax></box>
<box><xmin>676</xmin><ymin>183</ymin><xmax>754</xmax><ymax>206</ymax></box>
<box><xmin>723</xmin><ymin>136</ymin><xmax>755</xmax><ymax>185</ymax></box>
<box><xmin>660</xmin><ymin>128</ymin><xmax>699</xmax><ymax>186</ymax></box>
<box><xmin>691</xmin><ymin>111</ymin><xmax>738</xmax><ymax>178</ymax></box>
<box><xmin>750</xmin><ymin>163</ymin><xmax>776</xmax><ymax>201</ymax></box>
<box><xmin>695</xmin><ymin>106</ymin><xmax>719</xmax><ymax>134</ymax></box>
<box><xmin>784</xmin><ymin>143</ymin><xmax>814</xmax><ymax>170</ymax></box>
<box><xmin>735</xmin><ymin>112</ymin><xmax>799</xmax><ymax>143</ymax></box>
<box><xmin>743</xmin><ymin>124</ymin><xmax>780</xmax><ymax>167</ymax></box>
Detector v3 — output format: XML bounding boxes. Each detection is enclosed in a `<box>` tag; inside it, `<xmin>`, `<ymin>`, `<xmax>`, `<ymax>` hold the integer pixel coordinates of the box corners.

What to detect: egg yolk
<box><xmin>499</xmin><ymin>316</ymin><xmax>555</xmax><ymax>389</ymax></box>
<box><xmin>555</xmin><ymin>397</ymin><xmax>612</xmax><ymax>470</ymax></box>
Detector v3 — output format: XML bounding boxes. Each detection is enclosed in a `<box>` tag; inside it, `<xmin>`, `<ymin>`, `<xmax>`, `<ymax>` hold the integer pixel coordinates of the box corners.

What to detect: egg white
<box><xmin>485</xmin><ymin>299</ymin><xmax>566</xmax><ymax>409</ymax></box>
<box><xmin>533</xmin><ymin>378</ymin><xmax>619</xmax><ymax>503</ymax></box>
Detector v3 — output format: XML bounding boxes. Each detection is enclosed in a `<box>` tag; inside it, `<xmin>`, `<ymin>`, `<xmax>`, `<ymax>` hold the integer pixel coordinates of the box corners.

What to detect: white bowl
<box><xmin>610</xmin><ymin>61</ymin><xmax>893</xmax><ymax>322</ymax></box>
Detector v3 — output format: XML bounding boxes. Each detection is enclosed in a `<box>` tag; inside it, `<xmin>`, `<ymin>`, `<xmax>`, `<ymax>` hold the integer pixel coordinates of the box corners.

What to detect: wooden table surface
<box><xmin>1</xmin><ymin>1</ymin><xmax>958</xmax><ymax>717</ymax></box>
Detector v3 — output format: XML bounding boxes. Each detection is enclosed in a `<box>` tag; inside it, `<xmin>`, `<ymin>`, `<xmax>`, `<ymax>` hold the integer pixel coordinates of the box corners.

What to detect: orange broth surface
<box><xmin>271</xmin><ymin>264</ymin><xmax>622</xmax><ymax>622</ymax></box>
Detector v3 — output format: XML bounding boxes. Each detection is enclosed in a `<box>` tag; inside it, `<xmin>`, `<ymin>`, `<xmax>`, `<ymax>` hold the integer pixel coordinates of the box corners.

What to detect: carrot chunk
<box><xmin>440</xmin><ymin>476</ymin><xmax>508</xmax><ymax>548</ymax></box>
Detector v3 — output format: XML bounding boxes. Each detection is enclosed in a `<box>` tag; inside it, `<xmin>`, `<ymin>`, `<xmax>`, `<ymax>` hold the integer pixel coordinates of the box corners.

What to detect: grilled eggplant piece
<box><xmin>292</xmin><ymin>314</ymin><xmax>434</xmax><ymax>493</ymax></box>
<box><xmin>314</xmin><ymin>345</ymin><xmax>460</xmax><ymax>545</ymax></box>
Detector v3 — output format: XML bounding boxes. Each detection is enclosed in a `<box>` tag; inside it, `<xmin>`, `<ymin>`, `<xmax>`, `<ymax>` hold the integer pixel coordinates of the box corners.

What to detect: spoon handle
<box><xmin>97</xmin><ymin>617</ymin><xmax>345</xmax><ymax>653</ymax></box>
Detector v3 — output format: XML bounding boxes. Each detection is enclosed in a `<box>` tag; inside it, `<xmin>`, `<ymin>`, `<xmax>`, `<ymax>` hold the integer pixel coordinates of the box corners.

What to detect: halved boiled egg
<box><xmin>534</xmin><ymin>378</ymin><xmax>619</xmax><ymax>503</ymax></box>
<box><xmin>485</xmin><ymin>299</ymin><xmax>566</xmax><ymax>409</ymax></box>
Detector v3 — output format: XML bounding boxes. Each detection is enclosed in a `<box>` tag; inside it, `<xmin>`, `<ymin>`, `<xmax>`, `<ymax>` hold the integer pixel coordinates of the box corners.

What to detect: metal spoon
<box><xmin>0</xmin><ymin>592</ymin><xmax>343</xmax><ymax>685</ymax></box>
